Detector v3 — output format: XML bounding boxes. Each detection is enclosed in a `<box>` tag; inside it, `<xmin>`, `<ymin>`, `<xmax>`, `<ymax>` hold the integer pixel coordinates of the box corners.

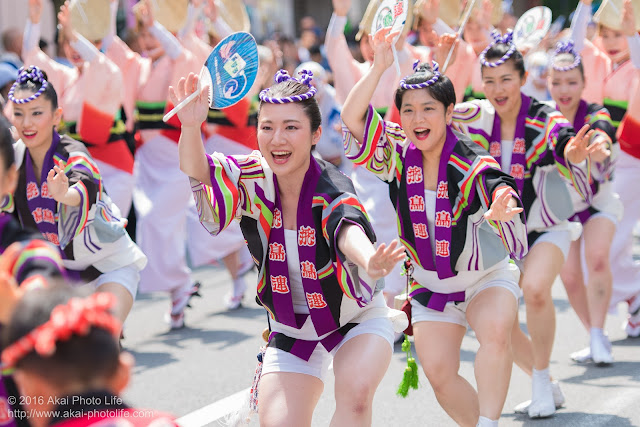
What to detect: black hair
<box><xmin>394</xmin><ymin>63</ymin><xmax>456</xmax><ymax>111</ymax></box>
<box><xmin>551</xmin><ymin>53</ymin><xmax>585</xmax><ymax>80</ymax></box>
<box><xmin>3</xmin><ymin>284</ymin><xmax>120</xmax><ymax>388</ymax></box>
<box><xmin>258</xmin><ymin>81</ymin><xmax>322</xmax><ymax>133</ymax></box>
<box><xmin>12</xmin><ymin>66</ymin><xmax>59</xmax><ymax>109</ymax></box>
<box><xmin>0</xmin><ymin>114</ymin><xmax>15</xmax><ymax>171</ymax></box>
<box><xmin>481</xmin><ymin>43</ymin><xmax>526</xmax><ymax>77</ymax></box>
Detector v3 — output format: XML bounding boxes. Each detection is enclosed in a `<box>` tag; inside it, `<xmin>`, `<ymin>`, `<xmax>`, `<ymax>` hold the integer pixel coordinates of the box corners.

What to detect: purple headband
<box><xmin>552</xmin><ymin>40</ymin><xmax>581</xmax><ymax>72</ymax></box>
<box><xmin>399</xmin><ymin>60</ymin><xmax>441</xmax><ymax>90</ymax></box>
<box><xmin>479</xmin><ymin>30</ymin><xmax>517</xmax><ymax>68</ymax></box>
<box><xmin>259</xmin><ymin>69</ymin><xmax>317</xmax><ymax>104</ymax></box>
<box><xmin>7</xmin><ymin>66</ymin><xmax>49</xmax><ymax>104</ymax></box>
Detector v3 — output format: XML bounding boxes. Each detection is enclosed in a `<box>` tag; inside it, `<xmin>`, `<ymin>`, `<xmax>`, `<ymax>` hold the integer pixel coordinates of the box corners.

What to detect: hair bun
<box><xmin>8</xmin><ymin>66</ymin><xmax>50</xmax><ymax>105</ymax></box>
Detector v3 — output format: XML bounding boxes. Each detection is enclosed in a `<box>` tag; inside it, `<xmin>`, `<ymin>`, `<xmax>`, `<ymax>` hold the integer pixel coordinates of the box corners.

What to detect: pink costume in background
<box><xmin>571</xmin><ymin>1</ymin><xmax>640</xmax><ymax>313</ymax></box>
<box><xmin>104</xmin><ymin>17</ymin><xmax>204</xmax><ymax>312</ymax></box>
<box><xmin>21</xmin><ymin>19</ymin><xmax>133</xmax><ymax>218</ymax></box>
<box><xmin>178</xmin><ymin>4</ymin><xmax>254</xmax><ymax>284</ymax></box>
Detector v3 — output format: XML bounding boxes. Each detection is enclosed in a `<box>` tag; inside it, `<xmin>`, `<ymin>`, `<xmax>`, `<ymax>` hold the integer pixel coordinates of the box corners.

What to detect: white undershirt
<box><xmin>425</xmin><ymin>190</ymin><xmax>436</xmax><ymax>255</ymax></box>
<box><xmin>284</xmin><ymin>230</ymin><xmax>310</xmax><ymax>314</ymax></box>
<box><xmin>501</xmin><ymin>139</ymin><xmax>514</xmax><ymax>173</ymax></box>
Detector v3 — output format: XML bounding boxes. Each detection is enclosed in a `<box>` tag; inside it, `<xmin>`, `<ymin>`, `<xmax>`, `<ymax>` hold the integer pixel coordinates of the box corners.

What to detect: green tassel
<box><xmin>408</xmin><ymin>357</ymin><xmax>419</xmax><ymax>389</ymax></box>
<box><xmin>396</xmin><ymin>335</ymin><xmax>419</xmax><ymax>398</ymax></box>
<box><xmin>396</xmin><ymin>366</ymin><xmax>412</xmax><ymax>397</ymax></box>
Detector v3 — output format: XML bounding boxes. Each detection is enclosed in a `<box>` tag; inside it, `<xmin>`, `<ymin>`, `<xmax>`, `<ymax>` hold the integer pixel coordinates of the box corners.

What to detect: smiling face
<box><xmin>548</xmin><ymin>64</ymin><xmax>585</xmax><ymax>116</ymax></box>
<box><xmin>137</xmin><ymin>28</ymin><xmax>164</xmax><ymax>61</ymax></box>
<box><xmin>482</xmin><ymin>60</ymin><xmax>527</xmax><ymax>119</ymax></box>
<box><xmin>11</xmin><ymin>90</ymin><xmax>62</xmax><ymax>154</ymax></box>
<box><xmin>258</xmin><ymin>102</ymin><xmax>321</xmax><ymax>183</ymax></box>
<box><xmin>400</xmin><ymin>88</ymin><xmax>453</xmax><ymax>156</ymax></box>
<box><xmin>600</xmin><ymin>25</ymin><xmax>630</xmax><ymax>64</ymax></box>
<box><xmin>62</xmin><ymin>41</ymin><xmax>85</xmax><ymax>68</ymax></box>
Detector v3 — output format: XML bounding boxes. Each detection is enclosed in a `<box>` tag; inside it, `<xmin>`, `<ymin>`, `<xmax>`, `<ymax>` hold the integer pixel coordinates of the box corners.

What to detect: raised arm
<box><xmin>570</xmin><ymin>0</ymin><xmax>592</xmax><ymax>53</ymax></box>
<box><xmin>622</xmin><ymin>0</ymin><xmax>640</xmax><ymax>69</ymax></box>
<box><xmin>170</xmin><ymin>73</ymin><xmax>211</xmax><ymax>184</ymax></box>
<box><xmin>341</xmin><ymin>27</ymin><xmax>396</xmax><ymax>143</ymax></box>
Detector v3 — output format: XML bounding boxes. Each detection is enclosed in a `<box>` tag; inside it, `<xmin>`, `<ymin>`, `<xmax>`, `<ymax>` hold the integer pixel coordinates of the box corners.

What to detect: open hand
<box><xmin>0</xmin><ymin>243</ymin><xmax>26</xmax><ymax>324</ymax></box>
<box><xmin>168</xmin><ymin>72</ymin><xmax>210</xmax><ymax>127</ymax></box>
<box><xmin>28</xmin><ymin>0</ymin><xmax>43</xmax><ymax>24</ymax></box>
<box><xmin>484</xmin><ymin>188</ymin><xmax>523</xmax><ymax>222</ymax></box>
<box><xmin>565</xmin><ymin>124</ymin><xmax>596</xmax><ymax>164</ymax></box>
<box><xmin>370</xmin><ymin>27</ymin><xmax>400</xmax><ymax>72</ymax></box>
<box><xmin>46</xmin><ymin>166</ymin><xmax>70</xmax><ymax>202</ymax></box>
<box><xmin>588</xmin><ymin>134</ymin><xmax>611</xmax><ymax>163</ymax></box>
<box><xmin>57</xmin><ymin>1</ymin><xmax>75</xmax><ymax>43</ymax></box>
<box><xmin>365</xmin><ymin>240</ymin><xmax>406</xmax><ymax>281</ymax></box>
<box><xmin>434</xmin><ymin>33</ymin><xmax>459</xmax><ymax>68</ymax></box>
<box><xmin>621</xmin><ymin>0</ymin><xmax>637</xmax><ymax>37</ymax></box>
<box><xmin>417</xmin><ymin>0</ymin><xmax>440</xmax><ymax>26</ymax></box>
<box><xmin>332</xmin><ymin>0</ymin><xmax>351</xmax><ymax>17</ymax></box>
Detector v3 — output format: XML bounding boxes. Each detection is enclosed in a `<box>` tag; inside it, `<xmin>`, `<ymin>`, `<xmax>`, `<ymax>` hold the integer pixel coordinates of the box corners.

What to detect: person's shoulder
<box><xmin>58</xmin><ymin>134</ymin><xmax>91</xmax><ymax>156</ymax></box>
<box><xmin>453</xmin><ymin>99</ymin><xmax>494</xmax><ymax>122</ymax></box>
<box><xmin>317</xmin><ymin>158</ymin><xmax>357</xmax><ymax>196</ymax></box>
<box><xmin>452</xmin><ymin>129</ymin><xmax>493</xmax><ymax>160</ymax></box>
<box><xmin>528</xmin><ymin>97</ymin><xmax>569</xmax><ymax>124</ymax></box>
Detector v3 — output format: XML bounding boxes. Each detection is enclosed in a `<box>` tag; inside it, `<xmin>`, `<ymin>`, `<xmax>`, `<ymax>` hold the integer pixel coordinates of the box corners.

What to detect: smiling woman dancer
<box><xmin>5</xmin><ymin>66</ymin><xmax>146</xmax><ymax>326</ymax></box>
<box><xmin>452</xmin><ymin>31</ymin><xmax>597</xmax><ymax>418</ymax></box>
<box><xmin>341</xmin><ymin>28</ymin><xmax>527</xmax><ymax>427</ymax></box>
<box><xmin>174</xmin><ymin>68</ymin><xmax>407</xmax><ymax>426</ymax></box>
<box><xmin>547</xmin><ymin>41</ymin><xmax>620</xmax><ymax>365</ymax></box>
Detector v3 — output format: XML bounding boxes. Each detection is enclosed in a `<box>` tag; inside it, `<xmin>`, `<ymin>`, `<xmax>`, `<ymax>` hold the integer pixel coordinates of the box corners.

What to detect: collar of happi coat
<box><xmin>400</xmin><ymin>126</ymin><xmax>456</xmax><ymax>280</ymax></box>
<box><xmin>24</xmin><ymin>131</ymin><xmax>61</xmax><ymax>246</ymax></box>
<box><xmin>258</xmin><ymin>155</ymin><xmax>339</xmax><ymax>336</ymax></box>
<box><xmin>489</xmin><ymin>92</ymin><xmax>531</xmax><ymax>195</ymax></box>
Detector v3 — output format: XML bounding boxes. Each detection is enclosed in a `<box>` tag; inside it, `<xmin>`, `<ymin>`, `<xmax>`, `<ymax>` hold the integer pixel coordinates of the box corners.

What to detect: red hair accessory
<box><xmin>1</xmin><ymin>292</ymin><xmax>121</xmax><ymax>368</ymax></box>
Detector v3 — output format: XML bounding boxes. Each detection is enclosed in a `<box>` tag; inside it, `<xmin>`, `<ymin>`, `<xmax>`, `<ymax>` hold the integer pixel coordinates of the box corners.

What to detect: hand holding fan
<box><xmin>371</xmin><ymin>0</ymin><xmax>409</xmax><ymax>75</ymax></box>
<box><xmin>513</xmin><ymin>6</ymin><xmax>553</xmax><ymax>51</ymax></box>
<box><xmin>163</xmin><ymin>31</ymin><xmax>259</xmax><ymax>122</ymax></box>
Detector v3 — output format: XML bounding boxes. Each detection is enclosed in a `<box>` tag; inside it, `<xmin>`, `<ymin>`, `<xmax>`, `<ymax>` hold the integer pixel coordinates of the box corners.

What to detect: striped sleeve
<box><xmin>478</xmin><ymin>178</ymin><xmax>528</xmax><ymax>261</ymax></box>
<box><xmin>586</xmin><ymin>107</ymin><xmax>617</xmax><ymax>181</ymax></box>
<box><xmin>342</xmin><ymin>104</ymin><xmax>404</xmax><ymax>182</ymax></box>
<box><xmin>452</xmin><ymin>102</ymin><xmax>491</xmax><ymax>151</ymax></box>
<box><xmin>320</xmin><ymin>192</ymin><xmax>378</xmax><ymax>305</ymax></box>
<box><xmin>56</xmin><ymin>151</ymin><xmax>102</xmax><ymax>249</ymax></box>
<box><xmin>545</xmin><ymin>112</ymin><xmax>593</xmax><ymax>203</ymax></box>
<box><xmin>191</xmin><ymin>152</ymin><xmax>262</xmax><ymax>236</ymax></box>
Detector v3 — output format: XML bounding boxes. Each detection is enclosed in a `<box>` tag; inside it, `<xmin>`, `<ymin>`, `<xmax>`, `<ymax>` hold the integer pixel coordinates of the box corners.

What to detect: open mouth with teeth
<box><xmin>495</xmin><ymin>97</ymin><xmax>508</xmax><ymax>106</ymax></box>
<box><xmin>22</xmin><ymin>130</ymin><xmax>37</xmax><ymax>139</ymax></box>
<box><xmin>271</xmin><ymin>151</ymin><xmax>292</xmax><ymax>164</ymax></box>
<box><xmin>558</xmin><ymin>96</ymin><xmax>573</xmax><ymax>106</ymax></box>
<box><xmin>413</xmin><ymin>128</ymin><xmax>431</xmax><ymax>141</ymax></box>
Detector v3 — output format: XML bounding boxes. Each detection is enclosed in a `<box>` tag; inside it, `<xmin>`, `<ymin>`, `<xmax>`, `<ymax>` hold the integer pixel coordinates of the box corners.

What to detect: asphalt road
<box><xmin>119</xmin><ymin>259</ymin><xmax>640</xmax><ymax>427</ymax></box>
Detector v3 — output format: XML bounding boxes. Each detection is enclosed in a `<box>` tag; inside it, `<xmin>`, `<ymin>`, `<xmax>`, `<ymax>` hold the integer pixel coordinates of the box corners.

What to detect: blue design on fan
<box><xmin>204</xmin><ymin>32</ymin><xmax>259</xmax><ymax>110</ymax></box>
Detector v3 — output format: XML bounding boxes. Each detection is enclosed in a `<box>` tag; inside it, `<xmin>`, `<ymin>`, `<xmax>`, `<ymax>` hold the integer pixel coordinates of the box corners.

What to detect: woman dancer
<box><xmin>548</xmin><ymin>41</ymin><xmax>620</xmax><ymax>364</ymax></box>
<box><xmin>342</xmin><ymin>27</ymin><xmax>528</xmax><ymax>427</ymax></box>
<box><xmin>23</xmin><ymin>0</ymin><xmax>133</xmax><ymax>217</ymax></box>
<box><xmin>6</xmin><ymin>66</ymin><xmax>146</xmax><ymax>326</ymax></box>
<box><xmin>452</xmin><ymin>31</ymin><xmax>596</xmax><ymax>418</ymax></box>
<box><xmin>175</xmin><ymin>68</ymin><xmax>407</xmax><ymax>426</ymax></box>
<box><xmin>572</xmin><ymin>0</ymin><xmax>640</xmax><ymax>339</ymax></box>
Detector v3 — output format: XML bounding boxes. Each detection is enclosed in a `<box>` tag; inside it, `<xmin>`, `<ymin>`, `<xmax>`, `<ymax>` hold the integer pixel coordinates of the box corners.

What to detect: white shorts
<box><xmin>531</xmin><ymin>229</ymin><xmax>573</xmax><ymax>260</ymax></box>
<box><xmin>587</xmin><ymin>212</ymin><xmax>618</xmax><ymax>227</ymax></box>
<box><xmin>411</xmin><ymin>264</ymin><xmax>520</xmax><ymax>328</ymax></box>
<box><xmin>261</xmin><ymin>317</ymin><xmax>394</xmax><ymax>382</ymax></box>
<box><xmin>86</xmin><ymin>263</ymin><xmax>140</xmax><ymax>299</ymax></box>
